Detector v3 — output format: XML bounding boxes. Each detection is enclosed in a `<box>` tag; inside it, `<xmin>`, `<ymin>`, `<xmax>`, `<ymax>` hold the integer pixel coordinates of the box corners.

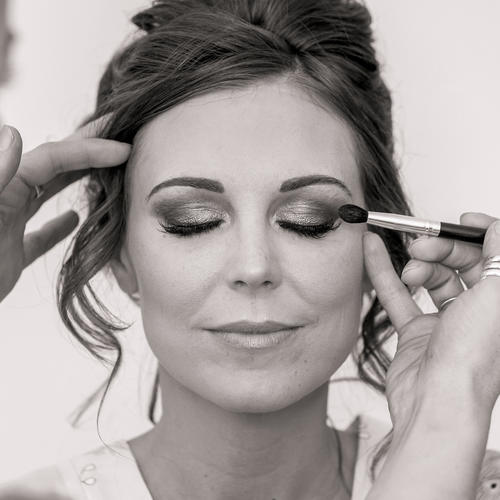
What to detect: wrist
<box><xmin>394</xmin><ymin>366</ymin><xmax>493</xmax><ymax>440</ymax></box>
<box><xmin>370</xmin><ymin>378</ymin><xmax>492</xmax><ymax>500</ymax></box>
<box><xmin>368</xmin><ymin>410</ymin><xmax>490</xmax><ymax>500</ymax></box>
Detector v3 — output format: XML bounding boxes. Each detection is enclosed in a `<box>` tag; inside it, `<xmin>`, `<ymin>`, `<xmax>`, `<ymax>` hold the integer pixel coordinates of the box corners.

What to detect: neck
<box><xmin>128</xmin><ymin>368</ymin><xmax>351</xmax><ymax>500</ymax></box>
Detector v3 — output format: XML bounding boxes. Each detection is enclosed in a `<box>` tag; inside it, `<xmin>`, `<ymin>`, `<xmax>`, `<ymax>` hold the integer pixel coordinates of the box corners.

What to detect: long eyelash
<box><xmin>158</xmin><ymin>220</ymin><xmax>223</xmax><ymax>236</ymax></box>
<box><xmin>277</xmin><ymin>220</ymin><xmax>340</xmax><ymax>239</ymax></box>
<box><xmin>158</xmin><ymin>219</ymin><xmax>341</xmax><ymax>239</ymax></box>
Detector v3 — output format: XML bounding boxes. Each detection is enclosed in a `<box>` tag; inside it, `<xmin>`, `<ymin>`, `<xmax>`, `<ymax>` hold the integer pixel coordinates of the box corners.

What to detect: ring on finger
<box><xmin>32</xmin><ymin>184</ymin><xmax>45</xmax><ymax>200</ymax></box>
<box><xmin>439</xmin><ymin>296</ymin><xmax>458</xmax><ymax>311</ymax></box>
<box><xmin>15</xmin><ymin>173</ymin><xmax>45</xmax><ymax>201</ymax></box>
<box><xmin>480</xmin><ymin>256</ymin><xmax>500</xmax><ymax>280</ymax></box>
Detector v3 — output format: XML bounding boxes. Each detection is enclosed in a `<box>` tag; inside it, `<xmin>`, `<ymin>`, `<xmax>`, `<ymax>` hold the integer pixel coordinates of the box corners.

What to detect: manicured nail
<box><xmin>494</xmin><ymin>220</ymin><xmax>500</xmax><ymax>236</ymax></box>
<box><xmin>0</xmin><ymin>125</ymin><xmax>13</xmax><ymax>151</ymax></box>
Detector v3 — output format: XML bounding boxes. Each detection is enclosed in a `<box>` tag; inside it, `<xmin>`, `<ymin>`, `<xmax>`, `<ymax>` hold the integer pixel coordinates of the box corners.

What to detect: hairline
<box><xmin>122</xmin><ymin>70</ymin><xmax>364</xmax><ymax>216</ymax></box>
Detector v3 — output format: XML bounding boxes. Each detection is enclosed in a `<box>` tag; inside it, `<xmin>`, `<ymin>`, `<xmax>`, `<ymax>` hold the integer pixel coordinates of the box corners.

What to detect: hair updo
<box><xmin>57</xmin><ymin>0</ymin><xmax>413</xmax><ymax>482</ymax></box>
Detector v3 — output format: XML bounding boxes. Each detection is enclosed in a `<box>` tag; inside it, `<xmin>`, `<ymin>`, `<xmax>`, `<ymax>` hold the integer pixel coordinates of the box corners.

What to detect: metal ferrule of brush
<box><xmin>367</xmin><ymin>212</ymin><xmax>441</xmax><ymax>236</ymax></box>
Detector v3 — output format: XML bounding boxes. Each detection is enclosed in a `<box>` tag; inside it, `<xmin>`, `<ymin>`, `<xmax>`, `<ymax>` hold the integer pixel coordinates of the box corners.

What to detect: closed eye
<box><xmin>158</xmin><ymin>219</ymin><xmax>223</xmax><ymax>236</ymax></box>
<box><xmin>276</xmin><ymin>220</ymin><xmax>340</xmax><ymax>239</ymax></box>
<box><xmin>158</xmin><ymin>219</ymin><xmax>340</xmax><ymax>239</ymax></box>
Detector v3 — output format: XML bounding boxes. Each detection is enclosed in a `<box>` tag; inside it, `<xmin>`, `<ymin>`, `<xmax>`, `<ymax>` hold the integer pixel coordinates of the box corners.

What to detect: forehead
<box><xmin>129</xmin><ymin>79</ymin><xmax>362</xmax><ymax>200</ymax></box>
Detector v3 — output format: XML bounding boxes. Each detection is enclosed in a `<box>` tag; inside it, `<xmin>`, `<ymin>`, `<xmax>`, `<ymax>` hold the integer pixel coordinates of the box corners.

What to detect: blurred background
<box><xmin>0</xmin><ymin>0</ymin><xmax>499</xmax><ymax>482</ymax></box>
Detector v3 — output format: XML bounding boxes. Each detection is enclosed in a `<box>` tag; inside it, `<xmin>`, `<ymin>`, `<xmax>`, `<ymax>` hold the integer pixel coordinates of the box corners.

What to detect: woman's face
<box><xmin>116</xmin><ymin>78</ymin><xmax>367</xmax><ymax>413</ymax></box>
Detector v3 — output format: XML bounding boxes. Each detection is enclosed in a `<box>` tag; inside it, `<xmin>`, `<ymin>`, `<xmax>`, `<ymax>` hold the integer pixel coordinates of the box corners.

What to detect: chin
<box><xmin>200</xmin><ymin>374</ymin><xmax>326</xmax><ymax>414</ymax></box>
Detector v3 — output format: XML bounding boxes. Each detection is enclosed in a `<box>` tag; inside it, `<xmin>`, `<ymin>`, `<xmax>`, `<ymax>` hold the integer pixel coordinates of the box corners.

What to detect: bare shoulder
<box><xmin>0</xmin><ymin>464</ymin><xmax>72</xmax><ymax>500</ymax></box>
<box><xmin>477</xmin><ymin>449</ymin><xmax>500</xmax><ymax>499</ymax></box>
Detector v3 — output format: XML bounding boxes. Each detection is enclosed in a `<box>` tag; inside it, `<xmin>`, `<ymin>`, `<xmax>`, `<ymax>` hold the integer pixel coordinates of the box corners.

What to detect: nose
<box><xmin>225</xmin><ymin>221</ymin><xmax>282</xmax><ymax>292</ymax></box>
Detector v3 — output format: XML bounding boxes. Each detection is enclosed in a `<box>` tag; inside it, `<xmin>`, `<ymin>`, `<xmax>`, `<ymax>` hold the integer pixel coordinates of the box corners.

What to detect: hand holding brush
<box><xmin>339</xmin><ymin>203</ymin><xmax>486</xmax><ymax>244</ymax></box>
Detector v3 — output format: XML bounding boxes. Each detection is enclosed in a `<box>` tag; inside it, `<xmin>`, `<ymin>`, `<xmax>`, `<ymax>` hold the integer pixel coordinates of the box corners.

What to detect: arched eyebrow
<box><xmin>147</xmin><ymin>177</ymin><xmax>224</xmax><ymax>201</ymax></box>
<box><xmin>279</xmin><ymin>175</ymin><xmax>352</xmax><ymax>197</ymax></box>
<box><xmin>146</xmin><ymin>174</ymin><xmax>352</xmax><ymax>202</ymax></box>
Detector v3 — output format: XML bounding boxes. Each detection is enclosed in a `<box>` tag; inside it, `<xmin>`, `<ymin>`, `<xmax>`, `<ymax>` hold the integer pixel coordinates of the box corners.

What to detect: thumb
<box><xmin>480</xmin><ymin>219</ymin><xmax>500</xmax><ymax>280</ymax></box>
<box><xmin>0</xmin><ymin>125</ymin><xmax>23</xmax><ymax>194</ymax></box>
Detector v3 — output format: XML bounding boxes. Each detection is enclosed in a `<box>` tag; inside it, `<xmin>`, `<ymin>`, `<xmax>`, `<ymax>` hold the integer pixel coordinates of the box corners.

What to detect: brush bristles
<box><xmin>338</xmin><ymin>204</ymin><xmax>368</xmax><ymax>223</ymax></box>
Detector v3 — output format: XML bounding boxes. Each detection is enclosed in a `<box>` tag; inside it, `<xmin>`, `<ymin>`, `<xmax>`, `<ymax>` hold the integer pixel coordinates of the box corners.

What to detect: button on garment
<box><xmin>477</xmin><ymin>450</ymin><xmax>500</xmax><ymax>500</ymax></box>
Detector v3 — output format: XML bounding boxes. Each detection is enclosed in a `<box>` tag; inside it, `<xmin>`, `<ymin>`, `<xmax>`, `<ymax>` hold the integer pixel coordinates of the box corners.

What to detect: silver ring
<box><xmin>32</xmin><ymin>184</ymin><xmax>45</xmax><ymax>200</ymax></box>
<box><xmin>439</xmin><ymin>296</ymin><xmax>458</xmax><ymax>311</ymax></box>
<box><xmin>480</xmin><ymin>255</ymin><xmax>500</xmax><ymax>280</ymax></box>
<box><xmin>482</xmin><ymin>263</ymin><xmax>500</xmax><ymax>271</ymax></box>
<box><xmin>481</xmin><ymin>269</ymin><xmax>500</xmax><ymax>280</ymax></box>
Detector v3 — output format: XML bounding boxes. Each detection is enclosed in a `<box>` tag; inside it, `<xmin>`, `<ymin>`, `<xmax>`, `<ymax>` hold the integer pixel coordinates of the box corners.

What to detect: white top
<box><xmin>3</xmin><ymin>413</ymin><xmax>496</xmax><ymax>500</ymax></box>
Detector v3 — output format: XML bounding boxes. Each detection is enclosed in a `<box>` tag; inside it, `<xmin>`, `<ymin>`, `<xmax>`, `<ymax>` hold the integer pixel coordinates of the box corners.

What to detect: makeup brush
<box><xmin>338</xmin><ymin>204</ymin><xmax>486</xmax><ymax>245</ymax></box>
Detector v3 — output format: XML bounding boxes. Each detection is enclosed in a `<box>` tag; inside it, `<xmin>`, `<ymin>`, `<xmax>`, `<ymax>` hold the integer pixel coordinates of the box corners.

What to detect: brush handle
<box><xmin>439</xmin><ymin>222</ymin><xmax>486</xmax><ymax>244</ymax></box>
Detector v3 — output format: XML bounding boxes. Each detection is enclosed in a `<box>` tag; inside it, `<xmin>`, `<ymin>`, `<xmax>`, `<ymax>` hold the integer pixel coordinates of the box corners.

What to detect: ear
<box><xmin>109</xmin><ymin>245</ymin><xmax>139</xmax><ymax>303</ymax></box>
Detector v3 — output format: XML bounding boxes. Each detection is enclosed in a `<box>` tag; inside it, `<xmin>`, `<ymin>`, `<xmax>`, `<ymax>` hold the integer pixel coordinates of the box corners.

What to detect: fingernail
<box><xmin>494</xmin><ymin>221</ymin><xmax>500</xmax><ymax>236</ymax></box>
<box><xmin>401</xmin><ymin>260</ymin><xmax>419</xmax><ymax>275</ymax></box>
<box><xmin>0</xmin><ymin>125</ymin><xmax>14</xmax><ymax>151</ymax></box>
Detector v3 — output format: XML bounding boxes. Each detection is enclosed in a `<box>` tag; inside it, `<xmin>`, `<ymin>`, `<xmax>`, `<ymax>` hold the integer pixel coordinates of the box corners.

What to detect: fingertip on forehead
<box><xmin>82</xmin><ymin>138</ymin><xmax>131</xmax><ymax>167</ymax></box>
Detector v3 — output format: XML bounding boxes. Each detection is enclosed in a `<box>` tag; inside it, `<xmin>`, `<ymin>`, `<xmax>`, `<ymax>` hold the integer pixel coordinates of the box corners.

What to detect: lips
<box><xmin>205</xmin><ymin>320</ymin><xmax>302</xmax><ymax>334</ymax></box>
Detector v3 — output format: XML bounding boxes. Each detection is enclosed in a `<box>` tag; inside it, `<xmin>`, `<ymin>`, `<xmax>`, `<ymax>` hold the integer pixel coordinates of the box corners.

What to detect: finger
<box><xmin>18</xmin><ymin>138</ymin><xmax>131</xmax><ymax>187</ymax></box>
<box><xmin>363</xmin><ymin>231</ymin><xmax>422</xmax><ymax>333</ymax></box>
<box><xmin>460</xmin><ymin>213</ymin><xmax>498</xmax><ymax>284</ymax></box>
<box><xmin>401</xmin><ymin>260</ymin><xmax>465</xmax><ymax>310</ymax></box>
<box><xmin>480</xmin><ymin>219</ymin><xmax>500</xmax><ymax>282</ymax></box>
<box><xmin>409</xmin><ymin>212</ymin><xmax>494</xmax><ymax>287</ymax></box>
<box><xmin>23</xmin><ymin>210</ymin><xmax>79</xmax><ymax>268</ymax></box>
<box><xmin>0</xmin><ymin>125</ymin><xmax>23</xmax><ymax>193</ymax></box>
<box><xmin>25</xmin><ymin>169</ymin><xmax>87</xmax><ymax>220</ymax></box>
<box><xmin>64</xmin><ymin>114</ymin><xmax>111</xmax><ymax>140</ymax></box>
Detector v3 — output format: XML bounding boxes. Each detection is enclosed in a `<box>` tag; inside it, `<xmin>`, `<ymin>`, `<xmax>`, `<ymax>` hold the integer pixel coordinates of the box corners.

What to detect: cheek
<box><xmin>125</xmin><ymin>223</ymin><xmax>365</xmax><ymax>413</ymax></box>
<box><xmin>291</xmin><ymin>229</ymin><xmax>364</xmax><ymax>316</ymax></box>
<box><xmin>287</xmin><ymin>229</ymin><xmax>365</xmax><ymax>368</ymax></box>
<box><xmin>132</xmin><ymin>223</ymin><xmax>365</xmax><ymax>348</ymax></box>
<box><xmin>131</xmin><ymin>235</ymin><xmax>214</xmax><ymax>333</ymax></box>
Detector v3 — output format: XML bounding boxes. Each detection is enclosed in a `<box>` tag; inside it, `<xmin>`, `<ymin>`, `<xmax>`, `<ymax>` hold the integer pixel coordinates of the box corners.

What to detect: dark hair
<box><xmin>57</xmin><ymin>0</ymin><xmax>413</xmax><ymax>492</ymax></box>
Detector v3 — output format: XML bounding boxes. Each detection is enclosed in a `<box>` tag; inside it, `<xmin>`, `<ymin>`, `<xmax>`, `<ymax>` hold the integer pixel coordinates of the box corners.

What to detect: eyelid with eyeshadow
<box><xmin>152</xmin><ymin>200</ymin><xmax>226</xmax><ymax>224</ymax></box>
<box><xmin>274</xmin><ymin>199</ymin><xmax>340</xmax><ymax>223</ymax></box>
<box><xmin>152</xmin><ymin>194</ymin><xmax>345</xmax><ymax>230</ymax></box>
<box><xmin>154</xmin><ymin>201</ymin><xmax>344</xmax><ymax>240</ymax></box>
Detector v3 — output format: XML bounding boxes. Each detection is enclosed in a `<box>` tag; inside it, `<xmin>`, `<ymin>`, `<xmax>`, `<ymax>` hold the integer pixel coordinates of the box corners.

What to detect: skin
<box><xmin>111</xmin><ymin>78</ymin><xmax>370</xmax><ymax>500</ymax></box>
<box><xmin>0</xmin><ymin>118</ymin><xmax>131</xmax><ymax>302</ymax></box>
<box><xmin>363</xmin><ymin>218</ymin><xmax>500</xmax><ymax>500</ymax></box>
